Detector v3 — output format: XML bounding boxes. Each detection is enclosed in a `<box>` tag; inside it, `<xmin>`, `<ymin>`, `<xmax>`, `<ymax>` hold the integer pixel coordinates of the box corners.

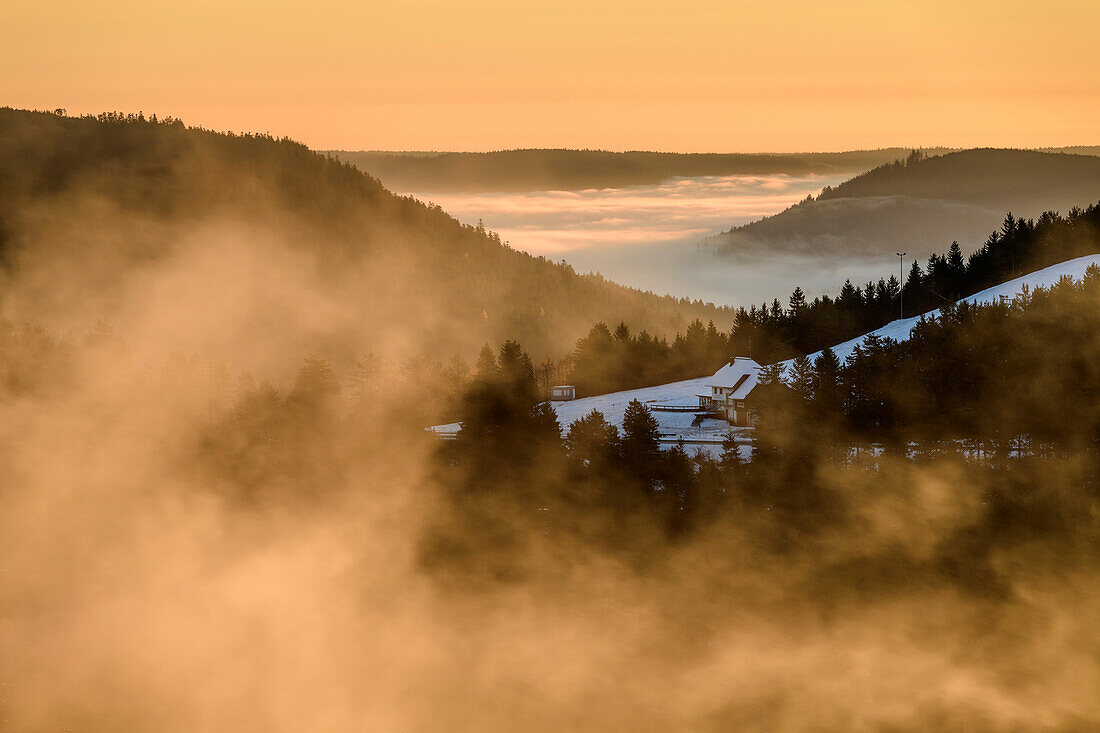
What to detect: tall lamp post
<box><xmin>896</xmin><ymin>252</ymin><xmax>907</xmax><ymax>320</ymax></box>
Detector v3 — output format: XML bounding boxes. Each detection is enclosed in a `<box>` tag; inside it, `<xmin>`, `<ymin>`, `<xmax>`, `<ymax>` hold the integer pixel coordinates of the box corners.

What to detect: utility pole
<box><xmin>896</xmin><ymin>252</ymin><xmax>907</xmax><ymax>320</ymax></box>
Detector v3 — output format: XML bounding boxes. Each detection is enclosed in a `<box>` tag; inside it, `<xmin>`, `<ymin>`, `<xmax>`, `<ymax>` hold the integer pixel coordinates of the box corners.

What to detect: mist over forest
<box><xmin>0</xmin><ymin>108</ymin><xmax>733</xmax><ymax>371</ymax></box>
<box><xmin>397</xmin><ymin>172</ymin><xmax>857</xmax><ymax>305</ymax></box>
<box><xmin>4</xmin><ymin>108</ymin><xmax>1100</xmax><ymax>732</ymax></box>
<box><xmin>331</xmin><ymin>147</ymin><xmax>1100</xmax><ymax>309</ymax></box>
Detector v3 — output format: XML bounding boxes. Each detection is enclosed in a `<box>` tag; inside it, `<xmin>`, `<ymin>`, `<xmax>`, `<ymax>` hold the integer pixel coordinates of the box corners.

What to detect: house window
<box><xmin>736</xmin><ymin>401</ymin><xmax>745</xmax><ymax>408</ymax></box>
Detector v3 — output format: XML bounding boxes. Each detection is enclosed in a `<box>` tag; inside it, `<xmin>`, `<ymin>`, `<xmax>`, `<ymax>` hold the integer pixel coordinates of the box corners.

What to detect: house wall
<box><xmin>724</xmin><ymin>399</ymin><xmax>752</xmax><ymax>427</ymax></box>
<box><xmin>705</xmin><ymin>384</ymin><xmax>757</xmax><ymax>427</ymax></box>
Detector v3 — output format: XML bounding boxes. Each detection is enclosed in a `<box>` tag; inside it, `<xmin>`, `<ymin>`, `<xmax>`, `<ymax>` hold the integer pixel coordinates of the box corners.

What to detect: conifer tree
<box><xmin>443</xmin><ymin>353</ymin><xmax>471</xmax><ymax>402</ymax></box>
<box><xmin>758</xmin><ymin>361</ymin><xmax>787</xmax><ymax>386</ymax></box>
<box><xmin>947</xmin><ymin>241</ymin><xmax>965</xmax><ymax>298</ymax></box>
<box><xmin>475</xmin><ymin>343</ymin><xmax>498</xmax><ymax>378</ymax></box>
<box><xmin>788</xmin><ymin>286</ymin><xmax>807</xmax><ymax>314</ymax></box>
<box><xmin>621</xmin><ymin>399</ymin><xmax>661</xmax><ymax>486</ymax></box>
<box><xmin>719</xmin><ymin>431</ymin><xmax>745</xmax><ymax>473</ymax></box>
<box><xmin>812</xmin><ymin>347</ymin><xmax>843</xmax><ymax>413</ymax></box>
<box><xmin>498</xmin><ymin>339</ymin><xmax>537</xmax><ymax>408</ymax></box>
<box><xmin>788</xmin><ymin>354</ymin><xmax>815</xmax><ymax>403</ymax></box>
<box><xmin>565</xmin><ymin>410</ymin><xmax>620</xmax><ymax>469</ymax></box>
<box><xmin>527</xmin><ymin>401</ymin><xmax>563</xmax><ymax>449</ymax></box>
<box><xmin>290</xmin><ymin>354</ymin><xmax>341</xmax><ymax>409</ymax></box>
<box><xmin>349</xmin><ymin>351</ymin><xmax>387</xmax><ymax>400</ymax></box>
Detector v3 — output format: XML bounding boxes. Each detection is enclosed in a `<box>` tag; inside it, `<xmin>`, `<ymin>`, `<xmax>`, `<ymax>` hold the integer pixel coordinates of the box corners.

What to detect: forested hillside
<box><xmin>565</xmin><ymin>204</ymin><xmax>1100</xmax><ymax>395</ymax></box>
<box><xmin>0</xmin><ymin>108</ymin><xmax>730</xmax><ymax>372</ymax></box>
<box><xmin>328</xmin><ymin>148</ymin><xmax>953</xmax><ymax>193</ymax></box>
<box><xmin>708</xmin><ymin>148</ymin><xmax>1100</xmax><ymax>260</ymax></box>
<box><xmin>816</xmin><ymin>148</ymin><xmax>1100</xmax><ymax>205</ymax></box>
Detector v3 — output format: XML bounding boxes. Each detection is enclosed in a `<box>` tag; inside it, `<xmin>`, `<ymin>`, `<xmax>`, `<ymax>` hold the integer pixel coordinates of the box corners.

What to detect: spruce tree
<box><xmin>788</xmin><ymin>286</ymin><xmax>807</xmax><ymax>314</ymax></box>
<box><xmin>498</xmin><ymin>339</ymin><xmax>537</xmax><ymax>408</ymax></box>
<box><xmin>758</xmin><ymin>361</ymin><xmax>787</xmax><ymax>386</ymax></box>
<box><xmin>527</xmin><ymin>401</ymin><xmax>563</xmax><ymax>448</ymax></box>
<box><xmin>621</xmin><ymin>399</ymin><xmax>661</xmax><ymax>486</ymax></box>
<box><xmin>789</xmin><ymin>354</ymin><xmax>815</xmax><ymax>403</ymax></box>
<box><xmin>475</xmin><ymin>343</ymin><xmax>498</xmax><ymax>378</ymax></box>
<box><xmin>812</xmin><ymin>347</ymin><xmax>843</xmax><ymax>412</ymax></box>
<box><xmin>565</xmin><ymin>410</ymin><xmax>620</xmax><ymax>469</ymax></box>
<box><xmin>947</xmin><ymin>241</ymin><xmax>965</xmax><ymax>298</ymax></box>
<box><xmin>720</xmin><ymin>431</ymin><xmax>745</xmax><ymax>473</ymax></box>
<box><xmin>349</xmin><ymin>351</ymin><xmax>386</xmax><ymax>400</ymax></box>
<box><xmin>443</xmin><ymin>353</ymin><xmax>471</xmax><ymax>402</ymax></box>
<box><xmin>290</xmin><ymin>354</ymin><xmax>341</xmax><ymax>409</ymax></box>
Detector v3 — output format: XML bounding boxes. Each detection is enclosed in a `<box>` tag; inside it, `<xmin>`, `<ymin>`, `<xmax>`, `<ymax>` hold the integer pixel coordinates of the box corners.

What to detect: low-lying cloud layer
<box><xmin>411</xmin><ymin>174</ymin><xmax>845</xmax><ymax>255</ymax></box>
<box><xmin>409</xmin><ymin>174</ymin><xmax>866</xmax><ymax>305</ymax></box>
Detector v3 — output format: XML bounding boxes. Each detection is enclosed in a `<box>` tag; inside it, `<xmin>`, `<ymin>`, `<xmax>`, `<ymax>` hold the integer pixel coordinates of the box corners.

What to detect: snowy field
<box><xmin>429</xmin><ymin>376</ymin><xmax>734</xmax><ymax>449</ymax></box>
<box><xmin>783</xmin><ymin>254</ymin><xmax>1100</xmax><ymax>368</ymax></box>
<box><xmin>431</xmin><ymin>254</ymin><xmax>1100</xmax><ymax>448</ymax></box>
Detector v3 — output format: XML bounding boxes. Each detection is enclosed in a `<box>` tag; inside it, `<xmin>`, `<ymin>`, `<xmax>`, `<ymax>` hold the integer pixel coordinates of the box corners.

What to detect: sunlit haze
<box><xmin>5</xmin><ymin>1</ymin><xmax>1100</xmax><ymax>729</ymax></box>
<box><xmin>3</xmin><ymin>0</ymin><xmax>1097</xmax><ymax>151</ymax></box>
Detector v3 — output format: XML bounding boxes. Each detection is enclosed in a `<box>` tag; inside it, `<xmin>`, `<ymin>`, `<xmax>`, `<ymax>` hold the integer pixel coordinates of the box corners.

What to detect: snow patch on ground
<box><xmin>779</xmin><ymin>253</ymin><xmax>1100</xmax><ymax>369</ymax></box>
<box><xmin>431</xmin><ymin>254</ymin><xmax>1100</xmax><ymax>445</ymax></box>
<box><xmin>429</xmin><ymin>376</ymin><xmax>731</xmax><ymax>443</ymax></box>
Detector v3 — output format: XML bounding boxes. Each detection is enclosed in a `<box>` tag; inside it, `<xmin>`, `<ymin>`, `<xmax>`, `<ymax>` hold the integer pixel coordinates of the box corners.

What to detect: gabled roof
<box><xmin>707</xmin><ymin>357</ymin><xmax>761</xmax><ymax>400</ymax></box>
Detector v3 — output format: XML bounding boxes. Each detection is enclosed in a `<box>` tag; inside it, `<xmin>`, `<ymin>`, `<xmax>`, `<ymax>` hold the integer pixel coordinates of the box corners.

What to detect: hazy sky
<box><xmin>4</xmin><ymin>0</ymin><xmax>1097</xmax><ymax>151</ymax></box>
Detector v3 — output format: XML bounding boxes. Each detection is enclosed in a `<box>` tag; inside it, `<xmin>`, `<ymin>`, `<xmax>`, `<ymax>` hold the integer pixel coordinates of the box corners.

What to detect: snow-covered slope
<box><xmin>781</xmin><ymin>253</ymin><xmax>1100</xmax><ymax>370</ymax></box>
<box><xmin>432</xmin><ymin>254</ymin><xmax>1100</xmax><ymax>444</ymax></box>
<box><xmin>430</xmin><ymin>375</ymin><xmax>724</xmax><ymax>442</ymax></box>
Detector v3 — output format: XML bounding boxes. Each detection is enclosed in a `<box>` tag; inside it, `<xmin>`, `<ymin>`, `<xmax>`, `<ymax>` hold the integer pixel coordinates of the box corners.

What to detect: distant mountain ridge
<box><xmin>707</xmin><ymin>148</ymin><xmax>1100</xmax><ymax>261</ymax></box>
<box><xmin>326</xmin><ymin>147</ymin><xmax>1098</xmax><ymax>194</ymax></box>
<box><xmin>325</xmin><ymin>148</ymin><xmax>957</xmax><ymax>193</ymax></box>
<box><xmin>816</xmin><ymin>148</ymin><xmax>1100</xmax><ymax>205</ymax></box>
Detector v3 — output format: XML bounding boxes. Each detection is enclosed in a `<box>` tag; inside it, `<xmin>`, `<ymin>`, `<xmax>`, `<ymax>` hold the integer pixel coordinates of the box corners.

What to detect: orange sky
<box><xmin>3</xmin><ymin>0</ymin><xmax>1097</xmax><ymax>151</ymax></box>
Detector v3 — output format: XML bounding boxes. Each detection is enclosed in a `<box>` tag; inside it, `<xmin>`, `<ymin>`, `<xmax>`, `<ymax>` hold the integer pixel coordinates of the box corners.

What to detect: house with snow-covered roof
<box><xmin>697</xmin><ymin>356</ymin><xmax>762</xmax><ymax>426</ymax></box>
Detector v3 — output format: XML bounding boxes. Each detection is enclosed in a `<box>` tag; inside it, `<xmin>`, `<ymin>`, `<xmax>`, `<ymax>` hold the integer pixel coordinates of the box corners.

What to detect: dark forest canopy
<box><xmin>708</xmin><ymin>148</ymin><xmax>1100</xmax><ymax>260</ymax></box>
<box><xmin>571</xmin><ymin>204</ymin><xmax>1100</xmax><ymax>395</ymax></box>
<box><xmin>0</xmin><ymin>108</ymin><xmax>733</xmax><ymax>368</ymax></box>
<box><xmin>727</xmin><ymin>204</ymin><xmax>1100</xmax><ymax>364</ymax></box>
<box><xmin>432</xmin><ymin>268</ymin><xmax>1100</xmax><ymax>598</ymax></box>
<box><xmin>325</xmin><ymin>148</ymin><xmax>956</xmax><ymax>193</ymax></box>
<box><xmin>816</xmin><ymin>148</ymin><xmax>1100</xmax><ymax>205</ymax></box>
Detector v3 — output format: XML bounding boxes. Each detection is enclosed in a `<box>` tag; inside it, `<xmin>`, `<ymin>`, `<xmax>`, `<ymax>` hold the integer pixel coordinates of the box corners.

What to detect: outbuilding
<box><xmin>550</xmin><ymin>385</ymin><xmax>576</xmax><ymax>401</ymax></box>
